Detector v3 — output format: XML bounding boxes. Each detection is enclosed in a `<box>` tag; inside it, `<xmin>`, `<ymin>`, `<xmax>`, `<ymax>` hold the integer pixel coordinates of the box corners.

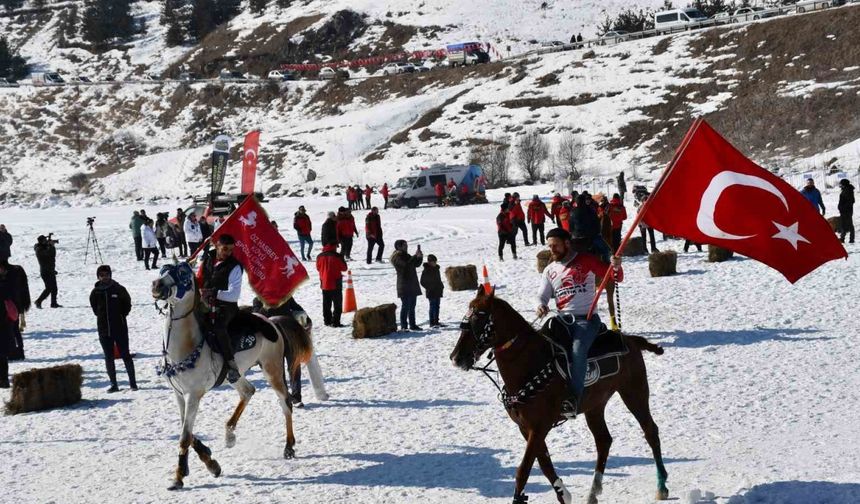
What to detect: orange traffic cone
<box><xmin>482</xmin><ymin>264</ymin><xmax>492</xmax><ymax>295</ymax></box>
<box><xmin>343</xmin><ymin>270</ymin><xmax>357</xmax><ymax>313</ymax></box>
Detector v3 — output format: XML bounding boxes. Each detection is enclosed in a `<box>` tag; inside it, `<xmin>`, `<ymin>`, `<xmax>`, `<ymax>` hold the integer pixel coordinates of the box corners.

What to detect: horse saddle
<box><xmin>198</xmin><ymin>310</ymin><xmax>280</xmax><ymax>356</ymax></box>
<box><xmin>541</xmin><ymin>315</ymin><xmax>628</xmax><ymax>388</ymax></box>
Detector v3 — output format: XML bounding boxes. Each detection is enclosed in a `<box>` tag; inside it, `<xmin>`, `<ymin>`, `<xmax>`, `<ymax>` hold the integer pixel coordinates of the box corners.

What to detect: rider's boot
<box><xmin>226</xmin><ymin>359</ymin><xmax>240</xmax><ymax>384</ymax></box>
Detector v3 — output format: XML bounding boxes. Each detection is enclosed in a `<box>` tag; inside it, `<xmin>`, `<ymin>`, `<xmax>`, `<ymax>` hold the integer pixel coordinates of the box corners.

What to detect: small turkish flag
<box><xmin>241</xmin><ymin>130</ymin><xmax>260</xmax><ymax>195</ymax></box>
<box><xmin>642</xmin><ymin>119</ymin><xmax>847</xmax><ymax>283</ymax></box>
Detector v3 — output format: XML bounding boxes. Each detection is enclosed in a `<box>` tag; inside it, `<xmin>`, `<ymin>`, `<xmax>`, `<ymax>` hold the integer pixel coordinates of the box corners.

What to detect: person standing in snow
<box><xmin>617</xmin><ymin>172</ymin><xmax>627</xmax><ymax>202</ymax></box>
<box><xmin>800</xmin><ymin>178</ymin><xmax>826</xmax><ymax>215</ymax></box>
<box><xmin>0</xmin><ymin>261</ymin><xmax>30</xmax><ymax>387</ymax></box>
<box><xmin>527</xmin><ymin>195</ymin><xmax>552</xmax><ymax>246</ymax></box>
<box><xmin>141</xmin><ymin>218</ymin><xmax>160</xmax><ymax>270</ymax></box>
<box><xmin>293</xmin><ymin>206</ymin><xmax>314</xmax><ymax>260</ymax></box>
<box><xmin>316</xmin><ymin>244</ymin><xmax>347</xmax><ymax>327</ymax></box>
<box><xmin>34</xmin><ymin>235</ymin><xmax>61</xmax><ymax>309</ymax></box>
<box><xmin>365</xmin><ymin>207</ymin><xmax>384</xmax><ymax>264</ymax></box>
<box><xmin>420</xmin><ymin>254</ymin><xmax>444</xmax><ymax>327</ymax></box>
<box><xmin>0</xmin><ymin>224</ymin><xmax>12</xmax><ymax>263</ymax></box>
<box><xmin>838</xmin><ymin>178</ymin><xmax>855</xmax><ymax>244</ymax></box>
<box><xmin>129</xmin><ymin>211</ymin><xmax>144</xmax><ymax>261</ymax></box>
<box><xmin>336</xmin><ymin>207</ymin><xmax>359</xmax><ymax>261</ymax></box>
<box><xmin>183</xmin><ymin>212</ymin><xmax>204</xmax><ymax>255</ymax></box>
<box><xmin>509</xmin><ymin>192</ymin><xmax>530</xmax><ymax>247</ymax></box>
<box><xmin>434</xmin><ymin>181</ymin><xmax>445</xmax><ymax>206</ymax></box>
<box><xmin>364</xmin><ymin>184</ymin><xmax>373</xmax><ymax>209</ymax></box>
<box><xmin>155</xmin><ymin>212</ymin><xmax>169</xmax><ymax>257</ymax></box>
<box><xmin>607</xmin><ymin>193</ymin><xmax>627</xmax><ymax>253</ymax></box>
<box><xmin>321</xmin><ymin>211</ymin><xmax>338</xmax><ymax>248</ymax></box>
<box><xmin>497</xmin><ymin>203</ymin><xmax>517</xmax><ymax>261</ymax></box>
<box><xmin>391</xmin><ymin>240</ymin><xmax>423</xmax><ymax>331</ymax></box>
<box><xmin>381</xmin><ymin>183</ymin><xmax>390</xmax><ymax>209</ymax></box>
<box><xmin>175</xmin><ymin>208</ymin><xmax>188</xmax><ymax>257</ymax></box>
<box><xmin>89</xmin><ymin>265</ymin><xmax>136</xmax><ymax>393</ymax></box>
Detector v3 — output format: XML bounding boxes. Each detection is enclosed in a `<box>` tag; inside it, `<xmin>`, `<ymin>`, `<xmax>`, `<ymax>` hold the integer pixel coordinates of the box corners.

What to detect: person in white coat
<box><xmin>183</xmin><ymin>213</ymin><xmax>204</xmax><ymax>254</ymax></box>
<box><xmin>140</xmin><ymin>218</ymin><xmax>160</xmax><ymax>270</ymax></box>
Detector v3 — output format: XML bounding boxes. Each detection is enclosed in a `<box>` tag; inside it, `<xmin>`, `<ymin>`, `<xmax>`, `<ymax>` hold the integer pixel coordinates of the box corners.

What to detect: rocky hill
<box><xmin>1</xmin><ymin>2</ymin><xmax>860</xmax><ymax>206</ymax></box>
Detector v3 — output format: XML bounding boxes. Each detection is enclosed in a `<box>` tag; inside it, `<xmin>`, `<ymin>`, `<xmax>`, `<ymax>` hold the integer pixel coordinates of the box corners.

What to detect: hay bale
<box><xmin>827</xmin><ymin>216</ymin><xmax>841</xmax><ymax>233</ymax></box>
<box><xmin>648</xmin><ymin>250</ymin><xmax>677</xmax><ymax>277</ymax></box>
<box><xmin>622</xmin><ymin>236</ymin><xmax>647</xmax><ymax>256</ymax></box>
<box><xmin>352</xmin><ymin>303</ymin><xmax>398</xmax><ymax>339</ymax></box>
<box><xmin>536</xmin><ymin>250</ymin><xmax>552</xmax><ymax>273</ymax></box>
<box><xmin>444</xmin><ymin>265</ymin><xmax>478</xmax><ymax>291</ymax></box>
<box><xmin>5</xmin><ymin>364</ymin><xmax>83</xmax><ymax>415</ymax></box>
<box><xmin>708</xmin><ymin>245</ymin><xmax>734</xmax><ymax>263</ymax></box>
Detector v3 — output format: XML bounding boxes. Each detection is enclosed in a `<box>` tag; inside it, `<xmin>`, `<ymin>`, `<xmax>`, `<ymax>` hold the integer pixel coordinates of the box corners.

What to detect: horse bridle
<box><xmin>460</xmin><ymin>308</ymin><xmax>497</xmax><ymax>362</ymax></box>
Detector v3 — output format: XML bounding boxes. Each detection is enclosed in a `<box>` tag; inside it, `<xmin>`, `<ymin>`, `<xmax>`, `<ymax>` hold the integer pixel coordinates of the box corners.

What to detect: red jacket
<box><xmin>316</xmin><ymin>245</ymin><xmax>347</xmax><ymax>290</ymax></box>
<box><xmin>381</xmin><ymin>184</ymin><xmax>389</xmax><ymax>197</ymax></box>
<box><xmin>434</xmin><ymin>183</ymin><xmax>445</xmax><ymax>197</ymax></box>
<box><xmin>550</xmin><ymin>196</ymin><xmax>563</xmax><ymax>218</ymax></box>
<box><xmin>460</xmin><ymin>183</ymin><xmax>469</xmax><ymax>195</ymax></box>
<box><xmin>346</xmin><ymin>187</ymin><xmax>356</xmax><ymax>202</ymax></box>
<box><xmin>293</xmin><ymin>212</ymin><xmax>312</xmax><ymax>236</ymax></box>
<box><xmin>608</xmin><ymin>198</ymin><xmax>627</xmax><ymax>230</ymax></box>
<box><xmin>336</xmin><ymin>214</ymin><xmax>358</xmax><ymax>240</ymax></box>
<box><xmin>496</xmin><ymin>211</ymin><xmax>513</xmax><ymax>234</ymax></box>
<box><xmin>508</xmin><ymin>199</ymin><xmax>525</xmax><ymax>222</ymax></box>
<box><xmin>527</xmin><ymin>200</ymin><xmax>552</xmax><ymax>225</ymax></box>
<box><xmin>365</xmin><ymin>213</ymin><xmax>382</xmax><ymax>239</ymax></box>
<box><xmin>364</xmin><ymin>186</ymin><xmax>372</xmax><ymax>197</ymax></box>
<box><xmin>558</xmin><ymin>206</ymin><xmax>571</xmax><ymax>232</ymax></box>
<box><xmin>447</xmin><ymin>180</ymin><xmax>456</xmax><ymax>190</ymax></box>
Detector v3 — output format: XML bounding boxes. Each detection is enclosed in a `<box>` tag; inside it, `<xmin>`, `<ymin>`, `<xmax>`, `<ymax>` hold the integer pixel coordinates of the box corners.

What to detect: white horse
<box><xmin>152</xmin><ymin>262</ymin><xmax>326</xmax><ymax>490</ymax></box>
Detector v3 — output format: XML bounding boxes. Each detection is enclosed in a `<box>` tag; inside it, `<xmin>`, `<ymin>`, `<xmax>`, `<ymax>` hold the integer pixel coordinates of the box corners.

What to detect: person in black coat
<box><xmin>34</xmin><ymin>235</ymin><xmax>61</xmax><ymax>308</ymax></box>
<box><xmin>0</xmin><ymin>260</ymin><xmax>29</xmax><ymax>387</ymax></box>
<box><xmin>420</xmin><ymin>254</ymin><xmax>445</xmax><ymax>327</ymax></box>
<box><xmin>0</xmin><ymin>224</ymin><xmax>12</xmax><ymax>262</ymax></box>
<box><xmin>838</xmin><ymin>179</ymin><xmax>855</xmax><ymax>244</ymax></box>
<box><xmin>390</xmin><ymin>240</ymin><xmax>423</xmax><ymax>331</ymax></box>
<box><xmin>89</xmin><ymin>265</ymin><xmax>136</xmax><ymax>393</ymax></box>
<box><xmin>321</xmin><ymin>211</ymin><xmax>338</xmax><ymax>248</ymax></box>
<box><xmin>617</xmin><ymin>172</ymin><xmax>627</xmax><ymax>201</ymax></box>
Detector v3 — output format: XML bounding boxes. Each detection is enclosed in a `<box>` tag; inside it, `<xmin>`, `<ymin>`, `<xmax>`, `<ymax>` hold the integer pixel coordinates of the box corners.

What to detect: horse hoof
<box><xmin>168</xmin><ymin>480</ymin><xmax>184</xmax><ymax>491</ymax></box>
<box><xmin>225</xmin><ymin>430</ymin><xmax>236</xmax><ymax>448</ymax></box>
<box><xmin>207</xmin><ymin>460</ymin><xmax>222</xmax><ymax>477</ymax></box>
<box><xmin>656</xmin><ymin>488</ymin><xmax>669</xmax><ymax>500</ymax></box>
<box><xmin>317</xmin><ymin>392</ymin><xmax>329</xmax><ymax>401</ymax></box>
<box><xmin>284</xmin><ymin>446</ymin><xmax>295</xmax><ymax>459</ymax></box>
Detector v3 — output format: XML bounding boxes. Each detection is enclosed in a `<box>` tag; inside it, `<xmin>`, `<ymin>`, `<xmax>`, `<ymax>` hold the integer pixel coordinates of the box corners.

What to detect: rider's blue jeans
<box><xmin>570</xmin><ymin>314</ymin><xmax>602</xmax><ymax>400</ymax></box>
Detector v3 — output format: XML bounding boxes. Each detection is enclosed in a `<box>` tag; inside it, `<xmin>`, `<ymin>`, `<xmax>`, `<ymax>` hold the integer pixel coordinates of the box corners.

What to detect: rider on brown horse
<box><xmin>536</xmin><ymin>227</ymin><xmax>623</xmax><ymax>418</ymax></box>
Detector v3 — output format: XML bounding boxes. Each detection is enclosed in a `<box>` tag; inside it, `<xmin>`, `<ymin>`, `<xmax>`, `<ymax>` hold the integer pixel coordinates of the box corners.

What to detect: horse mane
<box><xmin>488</xmin><ymin>296</ymin><xmax>538</xmax><ymax>339</ymax></box>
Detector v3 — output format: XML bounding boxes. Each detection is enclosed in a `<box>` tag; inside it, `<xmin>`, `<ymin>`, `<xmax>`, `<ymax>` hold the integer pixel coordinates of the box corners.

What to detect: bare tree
<box><xmin>473</xmin><ymin>136</ymin><xmax>511</xmax><ymax>188</ymax></box>
<box><xmin>516</xmin><ymin>129</ymin><xmax>549</xmax><ymax>184</ymax></box>
<box><xmin>555</xmin><ymin>132</ymin><xmax>585</xmax><ymax>184</ymax></box>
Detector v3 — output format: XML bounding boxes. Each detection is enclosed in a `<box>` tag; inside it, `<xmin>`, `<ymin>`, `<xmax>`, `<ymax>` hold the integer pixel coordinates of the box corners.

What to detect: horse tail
<box><xmin>273</xmin><ymin>315</ymin><xmax>313</xmax><ymax>374</ymax></box>
<box><xmin>626</xmin><ymin>335</ymin><xmax>664</xmax><ymax>355</ymax></box>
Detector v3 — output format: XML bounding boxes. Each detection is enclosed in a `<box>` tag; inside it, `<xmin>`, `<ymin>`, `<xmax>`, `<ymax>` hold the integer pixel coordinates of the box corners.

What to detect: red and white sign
<box><xmin>210</xmin><ymin>196</ymin><xmax>308</xmax><ymax>307</ymax></box>
<box><xmin>241</xmin><ymin>130</ymin><xmax>260</xmax><ymax>195</ymax></box>
<box><xmin>643</xmin><ymin>119</ymin><xmax>847</xmax><ymax>283</ymax></box>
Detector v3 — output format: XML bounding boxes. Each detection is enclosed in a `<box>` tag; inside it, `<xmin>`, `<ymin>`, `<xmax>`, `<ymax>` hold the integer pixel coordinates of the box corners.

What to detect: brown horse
<box><xmin>450</xmin><ymin>287</ymin><xmax>668</xmax><ymax>504</ymax></box>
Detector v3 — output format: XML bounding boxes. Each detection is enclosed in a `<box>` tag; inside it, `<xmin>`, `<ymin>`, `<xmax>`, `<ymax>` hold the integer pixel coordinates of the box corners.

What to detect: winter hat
<box><xmin>500</xmin><ymin>203</ymin><xmax>509</xmax><ymax>211</ymax></box>
<box><xmin>546</xmin><ymin>228</ymin><xmax>571</xmax><ymax>241</ymax></box>
<box><xmin>427</xmin><ymin>254</ymin><xmax>437</xmax><ymax>262</ymax></box>
<box><xmin>394</xmin><ymin>239</ymin><xmax>407</xmax><ymax>251</ymax></box>
<box><xmin>839</xmin><ymin>178</ymin><xmax>851</xmax><ymax>187</ymax></box>
<box><xmin>96</xmin><ymin>265</ymin><xmax>112</xmax><ymax>277</ymax></box>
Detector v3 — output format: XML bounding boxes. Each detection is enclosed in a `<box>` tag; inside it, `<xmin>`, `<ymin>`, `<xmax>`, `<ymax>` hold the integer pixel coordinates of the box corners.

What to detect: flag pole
<box><xmin>586</xmin><ymin>118</ymin><xmax>705</xmax><ymax>320</ymax></box>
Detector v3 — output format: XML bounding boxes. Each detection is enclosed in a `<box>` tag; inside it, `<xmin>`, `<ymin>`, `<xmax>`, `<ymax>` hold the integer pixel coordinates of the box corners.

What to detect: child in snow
<box><xmin>420</xmin><ymin>254</ymin><xmax>444</xmax><ymax>327</ymax></box>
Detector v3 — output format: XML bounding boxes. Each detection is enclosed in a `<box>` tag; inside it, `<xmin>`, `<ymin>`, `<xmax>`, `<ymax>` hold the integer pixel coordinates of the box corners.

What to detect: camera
<box><xmin>86</xmin><ymin>217</ymin><xmax>96</xmax><ymax>227</ymax></box>
<box><xmin>47</xmin><ymin>232</ymin><xmax>59</xmax><ymax>244</ymax></box>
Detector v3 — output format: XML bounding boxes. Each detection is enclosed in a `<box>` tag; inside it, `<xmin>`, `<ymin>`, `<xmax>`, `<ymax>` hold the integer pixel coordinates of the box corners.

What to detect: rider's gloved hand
<box><xmin>536</xmin><ymin>304</ymin><xmax>549</xmax><ymax>318</ymax></box>
<box><xmin>611</xmin><ymin>256</ymin><xmax>622</xmax><ymax>269</ymax></box>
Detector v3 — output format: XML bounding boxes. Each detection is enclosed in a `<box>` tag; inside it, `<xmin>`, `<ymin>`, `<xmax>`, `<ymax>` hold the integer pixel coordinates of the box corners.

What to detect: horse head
<box><xmin>450</xmin><ymin>286</ymin><xmax>501</xmax><ymax>370</ymax></box>
<box><xmin>152</xmin><ymin>261</ymin><xmax>196</xmax><ymax>307</ymax></box>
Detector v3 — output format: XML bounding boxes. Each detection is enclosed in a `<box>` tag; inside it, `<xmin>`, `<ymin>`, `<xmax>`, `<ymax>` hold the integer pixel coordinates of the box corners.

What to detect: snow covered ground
<box><xmin>1</xmin><ymin>185</ymin><xmax>858</xmax><ymax>503</ymax></box>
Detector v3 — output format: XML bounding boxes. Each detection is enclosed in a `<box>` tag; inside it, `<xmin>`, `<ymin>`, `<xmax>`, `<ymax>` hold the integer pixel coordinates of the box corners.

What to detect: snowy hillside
<box><xmin>0</xmin><ymin>187</ymin><xmax>858</xmax><ymax>503</ymax></box>
<box><xmin>2</xmin><ymin>4</ymin><xmax>860</xmax><ymax>208</ymax></box>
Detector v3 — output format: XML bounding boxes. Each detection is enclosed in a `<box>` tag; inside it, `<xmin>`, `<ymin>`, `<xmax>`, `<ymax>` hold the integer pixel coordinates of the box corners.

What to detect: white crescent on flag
<box><xmin>696</xmin><ymin>170</ymin><xmax>789</xmax><ymax>240</ymax></box>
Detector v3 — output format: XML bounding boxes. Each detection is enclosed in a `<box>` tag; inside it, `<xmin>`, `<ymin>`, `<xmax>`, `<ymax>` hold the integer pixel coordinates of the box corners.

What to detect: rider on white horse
<box><xmin>197</xmin><ymin>234</ymin><xmax>242</xmax><ymax>383</ymax></box>
<box><xmin>536</xmin><ymin>227</ymin><xmax>623</xmax><ymax>418</ymax></box>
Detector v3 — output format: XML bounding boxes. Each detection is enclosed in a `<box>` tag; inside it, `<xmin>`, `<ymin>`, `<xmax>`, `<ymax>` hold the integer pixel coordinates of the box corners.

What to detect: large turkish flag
<box><xmin>210</xmin><ymin>196</ymin><xmax>308</xmax><ymax>307</ymax></box>
<box><xmin>642</xmin><ymin>119</ymin><xmax>847</xmax><ymax>283</ymax></box>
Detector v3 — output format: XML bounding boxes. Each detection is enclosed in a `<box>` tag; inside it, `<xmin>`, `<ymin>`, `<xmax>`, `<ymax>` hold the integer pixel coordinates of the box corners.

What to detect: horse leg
<box><xmin>169</xmin><ymin>393</ymin><xmax>202</xmax><ymax>490</ymax></box>
<box><xmin>517</xmin><ymin>426</ymin><xmax>570</xmax><ymax>504</ymax></box>
<box><xmin>306</xmin><ymin>351</ymin><xmax>329</xmax><ymax>401</ymax></box>
<box><xmin>605</xmin><ymin>282</ymin><xmax>618</xmax><ymax>330</ymax></box>
<box><xmin>262</xmin><ymin>354</ymin><xmax>297</xmax><ymax>459</ymax></box>
<box><xmin>191</xmin><ymin>436</ymin><xmax>221</xmax><ymax>477</ymax></box>
<box><xmin>584</xmin><ymin>405</ymin><xmax>613</xmax><ymax>504</ymax></box>
<box><xmin>225</xmin><ymin>377</ymin><xmax>255</xmax><ymax>449</ymax></box>
<box><xmin>619</xmin><ymin>383</ymin><xmax>669</xmax><ymax>500</ymax></box>
<box><xmin>512</xmin><ymin>429</ymin><xmax>547</xmax><ymax>503</ymax></box>
<box><xmin>174</xmin><ymin>390</ymin><xmax>186</xmax><ymax>426</ymax></box>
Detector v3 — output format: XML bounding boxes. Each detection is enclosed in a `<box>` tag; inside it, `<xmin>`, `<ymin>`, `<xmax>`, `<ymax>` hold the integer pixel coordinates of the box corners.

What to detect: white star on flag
<box><xmin>771</xmin><ymin>221</ymin><xmax>810</xmax><ymax>250</ymax></box>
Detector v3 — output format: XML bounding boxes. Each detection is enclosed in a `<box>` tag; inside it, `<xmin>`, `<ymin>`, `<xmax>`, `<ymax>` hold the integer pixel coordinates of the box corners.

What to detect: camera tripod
<box><xmin>84</xmin><ymin>218</ymin><xmax>104</xmax><ymax>265</ymax></box>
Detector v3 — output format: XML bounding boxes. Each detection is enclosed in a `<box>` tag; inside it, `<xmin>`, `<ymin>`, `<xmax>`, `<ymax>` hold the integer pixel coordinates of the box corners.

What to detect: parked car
<box><xmin>178</xmin><ymin>71</ymin><xmax>201</xmax><ymax>81</ymax></box>
<box><xmin>389</xmin><ymin>164</ymin><xmax>485</xmax><ymax>208</ymax></box>
<box><xmin>793</xmin><ymin>0</ymin><xmax>835</xmax><ymax>13</ymax></box>
<box><xmin>267</xmin><ymin>69</ymin><xmax>298</xmax><ymax>81</ymax></box>
<box><xmin>219</xmin><ymin>70</ymin><xmax>247</xmax><ymax>82</ymax></box>
<box><xmin>0</xmin><ymin>78</ymin><xmax>19</xmax><ymax>87</ymax></box>
<box><xmin>598</xmin><ymin>30</ymin><xmax>629</xmax><ymax>45</ymax></box>
<box><xmin>654</xmin><ymin>8</ymin><xmax>709</xmax><ymax>32</ymax></box>
<box><xmin>69</xmin><ymin>76</ymin><xmax>92</xmax><ymax>83</ymax></box>
<box><xmin>381</xmin><ymin>62</ymin><xmax>415</xmax><ymax>76</ymax></box>
<box><xmin>31</xmin><ymin>72</ymin><xmax>64</xmax><ymax>86</ymax></box>
<box><xmin>712</xmin><ymin>10</ymin><xmax>732</xmax><ymax>22</ymax></box>
<box><xmin>540</xmin><ymin>40</ymin><xmax>566</xmax><ymax>48</ymax></box>
<box><xmin>141</xmin><ymin>73</ymin><xmax>160</xmax><ymax>81</ymax></box>
<box><xmin>732</xmin><ymin>7</ymin><xmax>776</xmax><ymax>21</ymax></box>
<box><xmin>318</xmin><ymin>67</ymin><xmax>349</xmax><ymax>80</ymax></box>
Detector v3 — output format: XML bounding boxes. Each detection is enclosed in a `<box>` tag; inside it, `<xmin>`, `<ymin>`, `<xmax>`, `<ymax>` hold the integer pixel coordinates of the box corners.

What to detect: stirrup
<box><xmin>561</xmin><ymin>398</ymin><xmax>577</xmax><ymax>419</ymax></box>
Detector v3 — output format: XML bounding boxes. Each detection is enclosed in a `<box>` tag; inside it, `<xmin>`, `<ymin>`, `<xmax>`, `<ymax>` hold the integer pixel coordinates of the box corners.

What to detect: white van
<box><xmin>653</xmin><ymin>8</ymin><xmax>708</xmax><ymax>33</ymax></box>
<box><xmin>389</xmin><ymin>164</ymin><xmax>484</xmax><ymax>208</ymax></box>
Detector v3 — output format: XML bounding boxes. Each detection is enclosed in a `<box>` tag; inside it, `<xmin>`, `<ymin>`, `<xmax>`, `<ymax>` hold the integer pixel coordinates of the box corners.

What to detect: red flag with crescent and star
<box><xmin>209</xmin><ymin>195</ymin><xmax>308</xmax><ymax>307</ymax></box>
<box><xmin>642</xmin><ymin>119</ymin><xmax>847</xmax><ymax>283</ymax></box>
<box><xmin>241</xmin><ymin>130</ymin><xmax>260</xmax><ymax>195</ymax></box>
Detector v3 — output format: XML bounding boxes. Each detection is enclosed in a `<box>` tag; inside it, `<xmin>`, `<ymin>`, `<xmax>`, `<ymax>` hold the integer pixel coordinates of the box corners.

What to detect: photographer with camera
<box><xmin>34</xmin><ymin>234</ymin><xmax>61</xmax><ymax>308</ymax></box>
